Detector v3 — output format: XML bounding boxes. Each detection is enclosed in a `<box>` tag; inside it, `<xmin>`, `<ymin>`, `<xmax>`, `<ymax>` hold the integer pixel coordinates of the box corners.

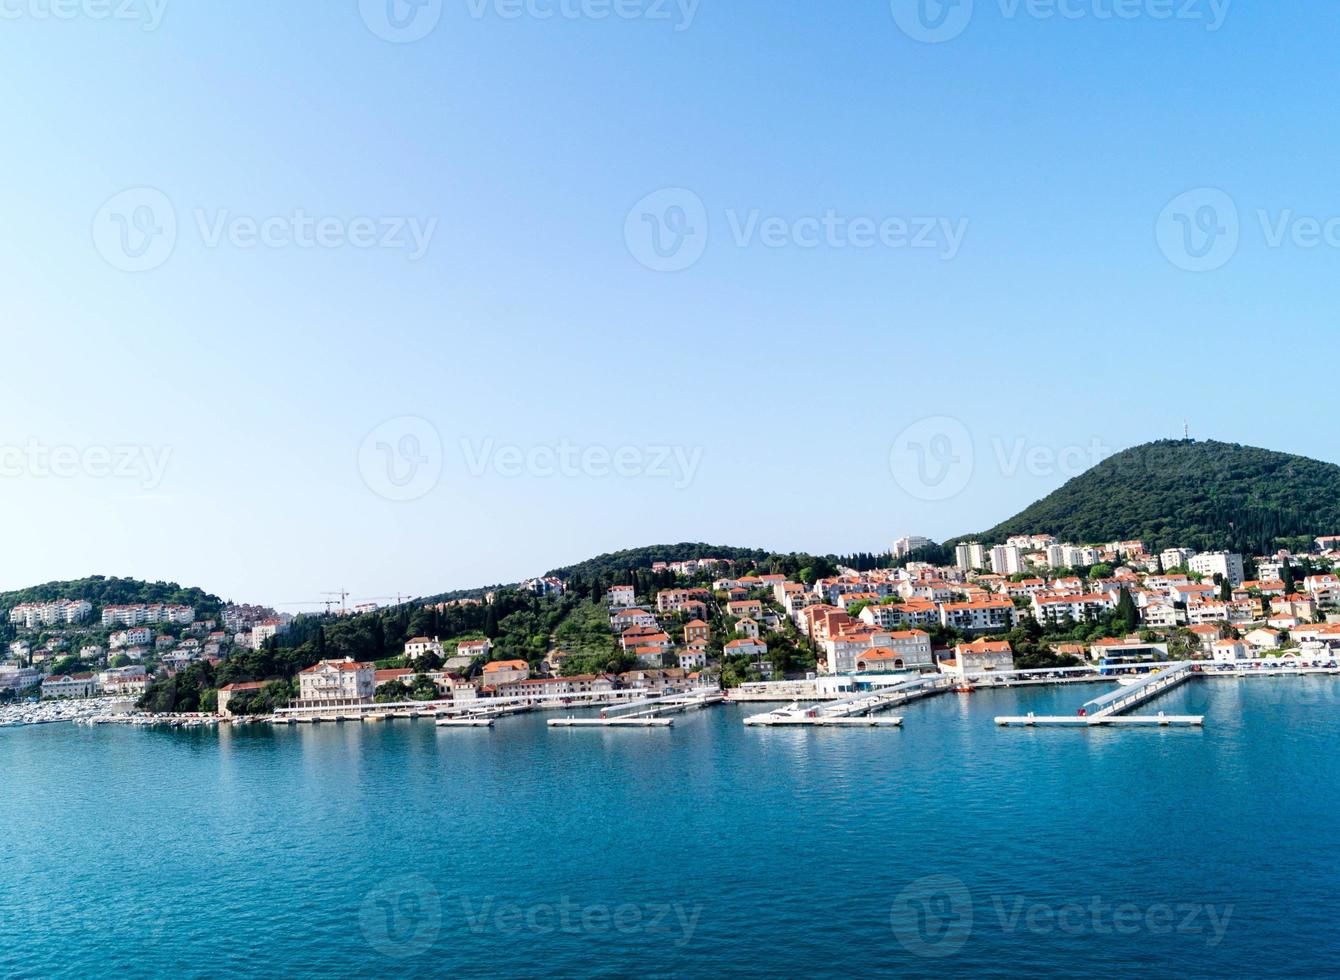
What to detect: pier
<box><xmin>996</xmin><ymin>661</ymin><xmax>1202</xmax><ymax>728</ymax></box>
<box><xmin>548</xmin><ymin>689</ymin><xmax>722</xmax><ymax>730</ymax></box>
<box><xmin>744</xmin><ymin>675</ymin><xmax>957</xmax><ymax>727</ymax></box>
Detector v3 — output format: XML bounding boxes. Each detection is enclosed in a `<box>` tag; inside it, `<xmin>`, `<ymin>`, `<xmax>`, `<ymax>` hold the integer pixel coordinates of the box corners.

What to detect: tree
<box><xmin>1113</xmin><ymin>588</ymin><xmax>1139</xmax><ymax>635</ymax></box>
<box><xmin>375</xmin><ymin>680</ymin><xmax>410</xmax><ymax>703</ymax></box>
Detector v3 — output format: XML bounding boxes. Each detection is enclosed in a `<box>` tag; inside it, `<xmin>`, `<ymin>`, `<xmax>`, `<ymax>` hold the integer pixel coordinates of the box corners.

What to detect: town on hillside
<box><xmin>8</xmin><ymin>533</ymin><xmax>1340</xmax><ymax>720</ymax></box>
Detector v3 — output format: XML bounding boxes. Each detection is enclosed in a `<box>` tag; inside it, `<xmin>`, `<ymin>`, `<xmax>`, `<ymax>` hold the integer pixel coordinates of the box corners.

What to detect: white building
<box><xmin>989</xmin><ymin>545</ymin><xmax>1026</xmax><ymax>576</ymax></box>
<box><xmin>938</xmin><ymin>598</ymin><xmax>1018</xmax><ymax>634</ymax></box>
<box><xmin>98</xmin><ymin>665</ymin><xmax>150</xmax><ymax>696</ymax></box>
<box><xmin>101</xmin><ymin>604</ymin><xmax>195</xmax><ymax>627</ymax></box>
<box><xmin>1211</xmin><ymin>639</ymin><xmax>1249</xmax><ymax>663</ymax></box>
<box><xmin>295</xmin><ymin>658</ymin><xmax>377</xmax><ymax>705</ymax></box>
<box><xmin>42</xmin><ymin>674</ymin><xmax>98</xmax><ymax>698</ymax></box>
<box><xmin>940</xmin><ymin>639</ymin><xmax>1015</xmax><ymax>676</ymax></box>
<box><xmin>9</xmin><ymin>599</ymin><xmax>93</xmax><ymax>628</ymax></box>
<box><xmin>1189</xmin><ymin>552</ymin><xmax>1245</xmax><ymax>587</ymax></box>
<box><xmin>456</xmin><ymin>638</ymin><xmax>493</xmax><ymax>660</ymax></box>
<box><xmin>893</xmin><ymin>535</ymin><xmax>934</xmax><ymax>559</ymax></box>
<box><xmin>954</xmin><ymin>542</ymin><xmax>987</xmax><ymax>571</ymax></box>
<box><xmin>1160</xmin><ymin>548</ymin><xmax>1196</xmax><ymax>571</ymax></box>
<box><xmin>404</xmin><ymin>636</ymin><xmax>446</xmax><ymax>660</ymax></box>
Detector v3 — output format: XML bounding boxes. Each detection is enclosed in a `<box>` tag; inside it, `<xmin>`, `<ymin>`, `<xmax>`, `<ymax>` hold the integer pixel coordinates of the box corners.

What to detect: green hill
<box><xmin>953</xmin><ymin>439</ymin><xmax>1340</xmax><ymax>555</ymax></box>
<box><xmin>0</xmin><ymin>576</ymin><xmax>224</xmax><ymax>619</ymax></box>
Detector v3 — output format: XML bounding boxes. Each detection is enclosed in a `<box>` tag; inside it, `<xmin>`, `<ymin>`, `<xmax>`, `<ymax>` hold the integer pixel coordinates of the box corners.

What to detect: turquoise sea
<box><xmin>3</xmin><ymin>677</ymin><xmax>1339</xmax><ymax>978</ymax></box>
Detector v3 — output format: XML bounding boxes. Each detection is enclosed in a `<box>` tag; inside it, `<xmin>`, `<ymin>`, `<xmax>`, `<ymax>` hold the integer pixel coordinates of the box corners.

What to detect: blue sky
<box><xmin>3</xmin><ymin>0</ymin><xmax>1340</xmax><ymax>605</ymax></box>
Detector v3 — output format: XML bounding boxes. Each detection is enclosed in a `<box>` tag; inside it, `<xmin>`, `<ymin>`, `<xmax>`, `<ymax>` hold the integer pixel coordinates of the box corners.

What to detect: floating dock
<box><xmin>547</xmin><ymin>690</ymin><xmax>720</xmax><ymax>729</ymax></box>
<box><xmin>548</xmin><ymin>717</ymin><xmax>674</xmax><ymax>728</ymax></box>
<box><xmin>743</xmin><ymin>675</ymin><xmax>955</xmax><ymax>728</ymax></box>
<box><xmin>996</xmin><ymin>662</ymin><xmax>1202</xmax><ymax>728</ymax></box>
<box><xmin>743</xmin><ymin>714</ymin><xmax>902</xmax><ymax>728</ymax></box>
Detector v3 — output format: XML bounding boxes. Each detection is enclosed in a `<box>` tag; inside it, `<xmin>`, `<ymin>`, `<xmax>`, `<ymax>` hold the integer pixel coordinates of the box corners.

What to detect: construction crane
<box><xmin>322</xmin><ymin>589</ymin><xmax>350</xmax><ymax>615</ymax></box>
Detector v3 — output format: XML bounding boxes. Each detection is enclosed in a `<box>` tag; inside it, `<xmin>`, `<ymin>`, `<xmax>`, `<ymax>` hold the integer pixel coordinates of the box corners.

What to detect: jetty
<box><xmin>996</xmin><ymin>661</ymin><xmax>1202</xmax><ymax>728</ymax></box>
<box><xmin>548</xmin><ymin>689</ymin><xmax>721</xmax><ymax>730</ymax></box>
<box><xmin>744</xmin><ymin>674</ymin><xmax>959</xmax><ymax>727</ymax></box>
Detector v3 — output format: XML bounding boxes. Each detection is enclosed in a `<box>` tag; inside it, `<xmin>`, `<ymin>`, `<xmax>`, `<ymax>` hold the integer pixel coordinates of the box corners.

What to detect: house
<box><xmin>41</xmin><ymin>673</ymin><xmax>97</xmax><ymax>699</ymax></box>
<box><xmin>621</xmin><ymin>627</ymin><xmax>672</xmax><ymax>653</ymax></box>
<box><xmin>456</xmin><ymin>638</ymin><xmax>492</xmax><ymax>661</ymax></box>
<box><xmin>496</xmin><ymin>674</ymin><xmax>614</xmax><ymax>699</ymax></box>
<box><xmin>250</xmin><ymin>618</ymin><xmax>289</xmax><ymax>649</ymax></box>
<box><xmin>1244</xmin><ymin>627</ymin><xmax>1282</xmax><ymax>652</ymax></box>
<box><xmin>1188</xmin><ymin>551</ymin><xmax>1246</xmax><ymax>587</ymax></box>
<box><xmin>723</xmin><ymin>638</ymin><xmax>768</xmax><ymax>659</ymax></box>
<box><xmin>1141</xmin><ymin>601</ymin><xmax>1184</xmax><ymax>629</ymax></box>
<box><xmin>1186</xmin><ymin>624</ymin><xmax>1222</xmax><ymax>654</ymax></box>
<box><xmin>735</xmin><ymin>617</ymin><xmax>761</xmax><ymax>639</ymax></box>
<box><xmin>678</xmin><ymin>647</ymin><xmax>707</xmax><ymax>671</ymax></box>
<box><xmin>295</xmin><ymin>658</ymin><xmax>377</xmax><ymax>706</ymax></box>
<box><xmin>860</xmin><ymin>630</ymin><xmax>933</xmax><ymax>671</ymax></box>
<box><xmin>727</xmin><ymin>600</ymin><xmax>764</xmax><ymax>620</ymax></box>
<box><xmin>1088</xmin><ymin>637</ymin><xmax>1169</xmax><ymax>664</ymax></box>
<box><xmin>1304</xmin><ymin>575</ymin><xmax>1340</xmax><ymax>607</ymax></box>
<box><xmin>1272</xmin><ymin>594</ymin><xmax>1318</xmax><ymax>622</ymax></box>
<box><xmin>609</xmin><ymin>608</ymin><xmax>658</xmax><ymax>632</ymax></box>
<box><xmin>683</xmin><ymin>619</ymin><xmax>710</xmax><ymax>644</ymax></box>
<box><xmin>939</xmin><ymin>639</ymin><xmax>1015</xmax><ymax>676</ymax></box>
<box><xmin>619</xmin><ymin>668</ymin><xmax>687</xmax><ymax>693</ymax></box>
<box><xmin>607</xmin><ymin>585</ymin><xmax>636</xmax><ymax>608</ymax></box>
<box><xmin>404</xmin><ymin>636</ymin><xmax>446</xmax><ymax>660</ymax></box>
<box><xmin>98</xmin><ymin>665</ymin><xmax>150</xmax><ymax>696</ymax></box>
<box><xmin>109</xmin><ymin>627</ymin><xmax>153</xmax><ymax>650</ymax></box>
<box><xmin>1030</xmin><ymin>593</ymin><xmax>1115</xmax><ymax>626</ymax></box>
<box><xmin>1212</xmin><ymin>639</ymin><xmax>1249</xmax><ymax>663</ymax></box>
<box><xmin>0</xmin><ymin>665</ymin><xmax>41</xmax><ymax>692</ymax></box>
<box><xmin>939</xmin><ymin>598</ymin><xmax>1018</xmax><ymax>634</ymax></box>
<box><xmin>657</xmin><ymin>588</ymin><xmax>710</xmax><ymax>614</ymax></box>
<box><xmin>481</xmin><ymin>659</ymin><xmax>530</xmax><ymax>686</ymax></box>
<box><xmin>218</xmin><ymin>681</ymin><xmax>268</xmax><ymax>717</ymax></box>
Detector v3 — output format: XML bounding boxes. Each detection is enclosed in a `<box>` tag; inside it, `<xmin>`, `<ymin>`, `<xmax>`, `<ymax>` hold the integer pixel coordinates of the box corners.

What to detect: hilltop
<box><xmin>0</xmin><ymin>576</ymin><xmax>225</xmax><ymax>620</ymax></box>
<box><xmin>953</xmin><ymin>439</ymin><xmax>1340</xmax><ymax>554</ymax></box>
